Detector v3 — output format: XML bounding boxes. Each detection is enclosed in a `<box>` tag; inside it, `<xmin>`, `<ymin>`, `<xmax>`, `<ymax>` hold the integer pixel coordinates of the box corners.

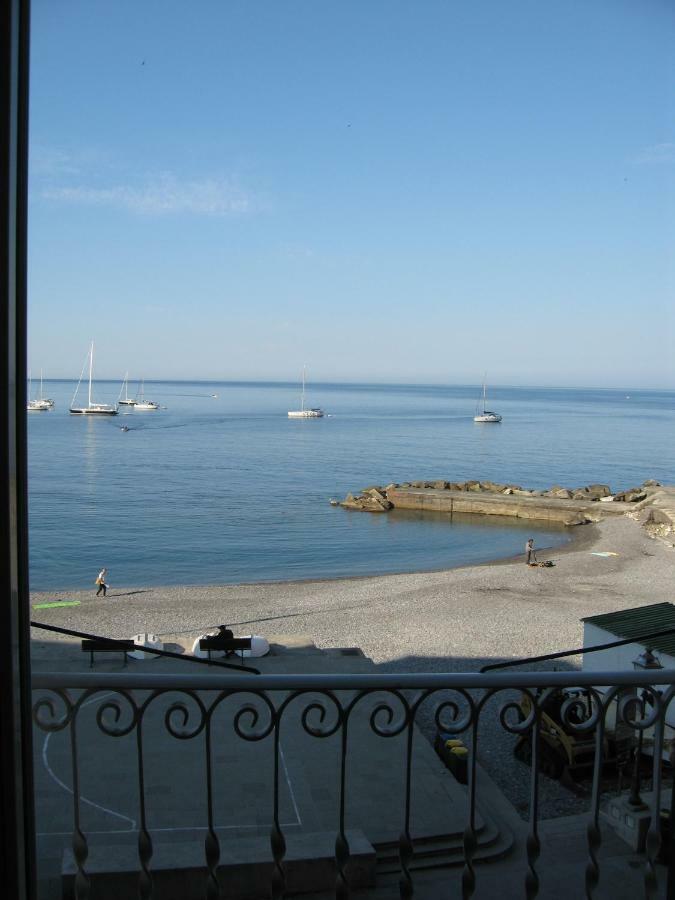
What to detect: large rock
<box><xmin>412</xmin><ymin>481</ymin><xmax>427</xmax><ymax>489</ymax></box>
<box><xmin>479</xmin><ymin>481</ymin><xmax>506</xmax><ymax>493</ymax></box>
<box><xmin>587</xmin><ymin>484</ymin><xmax>612</xmax><ymax>498</ymax></box>
<box><xmin>433</xmin><ymin>480</ymin><xmax>449</xmax><ymax>490</ymax></box>
<box><xmin>565</xmin><ymin>514</ymin><xmax>590</xmax><ymax>526</ymax></box>
<box><xmin>545</xmin><ymin>488</ymin><xmax>573</xmax><ymax>500</ymax></box>
<box><xmin>614</xmin><ymin>489</ymin><xmax>647</xmax><ymax>503</ymax></box>
<box><xmin>341</xmin><ymin>492</ymin><xmax>393</xmax><ymax>512</ymax></box>
<box><xmin>363</xmin><ymin>487</ymin><xmax>386</xmax><ymax>500</ymax></box>
<box><xmin>465</xmin><ymin>480</ymin><xmax>481</xmax><ymax>492</ymax></box>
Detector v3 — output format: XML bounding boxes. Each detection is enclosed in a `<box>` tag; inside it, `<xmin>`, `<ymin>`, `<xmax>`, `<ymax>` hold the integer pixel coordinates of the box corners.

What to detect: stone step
<box><xmin>374</xmin><ymin>815</ymin><xmax>514</xmax><ymax>873</ymax></box>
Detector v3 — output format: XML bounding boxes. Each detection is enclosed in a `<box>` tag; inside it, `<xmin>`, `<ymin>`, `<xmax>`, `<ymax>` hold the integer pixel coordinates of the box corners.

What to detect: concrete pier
<box><xmin>385</xmin><ymin>487</ymin><xmax>626</xmax><ymax>525</ymax></box>
<box><xmin>339</xmin><ymin>479</ymin><xmax>667</xmax><ymax>527</ymax></box>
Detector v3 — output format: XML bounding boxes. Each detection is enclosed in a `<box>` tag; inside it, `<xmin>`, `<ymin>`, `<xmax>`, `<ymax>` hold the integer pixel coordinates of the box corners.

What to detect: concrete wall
<box><xmin>386</xmin><ymin>488</ymin><xmax>625</xmax><ymax>525</ymax></box>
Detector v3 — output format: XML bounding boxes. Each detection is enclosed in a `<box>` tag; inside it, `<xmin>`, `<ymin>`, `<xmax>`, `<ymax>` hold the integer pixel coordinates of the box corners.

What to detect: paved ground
<box><xmin>32</xmin><ymin>644</ymin><xmax>505</xmax><ymax>899</ymax></box>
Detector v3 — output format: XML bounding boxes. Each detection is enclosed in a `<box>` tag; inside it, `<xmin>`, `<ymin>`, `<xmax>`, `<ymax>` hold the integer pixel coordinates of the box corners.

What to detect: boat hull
<box><xmin>70</xmin><ymin>407</ymin><xmax>118</xmax><ymax>416</ymax></box>
<box><xmin>288</xmin><ymin>409</ymin><xmax>324</xmax><ymax>418</ymax></box>
<box><xmin>473</xmin><ymin>414</ymin><xmax>502</xmax><ymax>423</ymax></box>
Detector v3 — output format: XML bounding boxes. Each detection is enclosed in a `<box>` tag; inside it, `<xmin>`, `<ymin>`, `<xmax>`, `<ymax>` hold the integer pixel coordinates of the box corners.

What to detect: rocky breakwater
<box><xmin>340</xmin><ymin>479</ymin><xmax>663</xmax><ymax>526</ymax></box>
<box><xmin>341</xmin><ymin>487</ymin><xmax>394</xmax><ymax>513</ymax></box>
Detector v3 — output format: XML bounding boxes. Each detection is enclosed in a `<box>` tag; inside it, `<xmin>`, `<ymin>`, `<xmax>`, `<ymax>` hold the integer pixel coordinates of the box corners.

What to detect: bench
<box><xmin>199</xmin><ymin>636</ymin><xmax>252</xmax><ymax>664</ymax></box>
<box><xmin>81</xmin><ymin>639</ymin><xmax>136</xmax><ymax>668</ymax></box>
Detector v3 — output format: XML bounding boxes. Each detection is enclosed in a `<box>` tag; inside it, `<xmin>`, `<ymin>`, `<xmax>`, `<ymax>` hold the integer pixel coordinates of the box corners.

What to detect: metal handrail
<box><xmin>31</xmin><ymin>668</ymin><xmax>675</xmax><ymax>691</ymax></box>
<box><xmin>480</xmin><ymin>625</ymin><xmax>675</xmax><ymax>673</ymax></box>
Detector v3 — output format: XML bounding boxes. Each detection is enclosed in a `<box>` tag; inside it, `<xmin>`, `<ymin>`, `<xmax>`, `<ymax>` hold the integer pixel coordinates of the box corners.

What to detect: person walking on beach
<box><xmin>95</xmin><ymin>567</ymin><xmax>108</xmax><ymax>597</ymax></box>
<box><xmin>525</xmin><ymin>539</ymin><xmax>535</xmax><ymax>566</ymax></box>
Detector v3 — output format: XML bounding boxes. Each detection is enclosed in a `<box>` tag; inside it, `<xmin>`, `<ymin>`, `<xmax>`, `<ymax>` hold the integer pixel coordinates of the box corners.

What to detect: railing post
<box><xmin>204</xmin><ymin>716</ymin><xmax>221</xmax><ymax>900</ymax></box>
<box><xmin>270</xmin><ymin>719</ymin><xmax>287</xmax><ymax>899</ymax></box>
<box><xmin>524</xmin><ymin>706</ymin><xmax>541</xmax><ymax>899</ymax></box>
<box><xmin>335</xmin><ymin>716</ymin><xmax>352</xmax><ymax>899</ymax></box>
<box><xmin>584</xmin><ymin>692</ymin><xmax>606</xmax><ymax>899</ymax></box>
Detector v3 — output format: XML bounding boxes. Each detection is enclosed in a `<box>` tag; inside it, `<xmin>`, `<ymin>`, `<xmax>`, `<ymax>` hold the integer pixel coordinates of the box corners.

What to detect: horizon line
<box><xmin>28</xmin><ymin>377</ymin><xmax>675</xmax><ymax>393</ymax></box>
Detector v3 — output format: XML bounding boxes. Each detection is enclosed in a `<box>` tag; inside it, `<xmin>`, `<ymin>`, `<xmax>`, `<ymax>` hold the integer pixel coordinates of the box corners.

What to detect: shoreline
<box><xmin>30</xmin><ymin>521</ymin><xmax>591</xmax><ymax>599</ymax></box>
<box><xmin>30</xmin><ymin>514</ymin><xmax>675</xmax><ymax>696</ymax></box>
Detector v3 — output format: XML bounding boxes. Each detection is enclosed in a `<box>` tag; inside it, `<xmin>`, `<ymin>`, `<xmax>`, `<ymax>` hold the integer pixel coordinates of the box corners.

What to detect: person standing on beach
<box><xmin>95</xmin><ymin>567</ymin><xmax>108</xmax><ymax>597</ymax></box>
<box><xmin>525</xmin><ymin>539</ymin><xmax>534</xmax><ymax>565</ymax></box>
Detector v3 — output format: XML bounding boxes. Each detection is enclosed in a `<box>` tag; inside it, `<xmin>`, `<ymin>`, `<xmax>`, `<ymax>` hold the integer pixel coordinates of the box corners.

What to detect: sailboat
<box><xmin>70</xmin><ymin>342</ymin><xmax>118</xmax><ymax>415</ymax></box>
<box><xmin>27</xmin><ymin>370</ymin><xmax>50</xmax><ymax>411</ymax></box>
<box><xmin>473</xmin><ymin>378</ymin><xmax>502</xmax><ymax>423</ymax></box>
<box><xmin>288</xmin><ymin>366</ymin><xmax>324</xmax><ymax>418</ymax></box>
<box><xmin>134</xmin><ymin>379</ymin><xmax>159</xmax><ymax>410</ymax></box>
<box><xmin>118</xmin><ymin>372</ymin><xmax>136</xmax><ymax>406</ymax></box>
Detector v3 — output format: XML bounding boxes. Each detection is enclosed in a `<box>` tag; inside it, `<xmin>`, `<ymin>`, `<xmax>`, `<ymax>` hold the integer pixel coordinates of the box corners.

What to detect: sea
<box><xmin>27</xmin><ymin>381</ymin><xmax>675</xmax><ymax>591</ymax></box>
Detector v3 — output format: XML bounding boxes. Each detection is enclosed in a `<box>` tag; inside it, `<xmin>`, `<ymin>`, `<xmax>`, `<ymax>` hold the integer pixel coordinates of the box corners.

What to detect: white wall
<box><xmin>583</xmin><ymin>623</ymin><xmax>675</xmax><ymax>731</ymax></box>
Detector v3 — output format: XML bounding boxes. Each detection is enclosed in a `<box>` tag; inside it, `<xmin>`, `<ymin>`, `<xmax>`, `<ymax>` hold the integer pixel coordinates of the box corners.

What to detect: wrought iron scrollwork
<box><xmin>31</xmin><ymin>671</ymin><xmax>675</xmax><ymax>900</ymax></box>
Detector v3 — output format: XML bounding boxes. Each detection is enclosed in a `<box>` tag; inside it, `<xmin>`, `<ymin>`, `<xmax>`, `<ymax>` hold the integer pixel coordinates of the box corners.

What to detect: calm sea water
<box><xmin>27</xmin><ymin>381</ymin><xmax>675</xmax><ymax>591</ymax></box>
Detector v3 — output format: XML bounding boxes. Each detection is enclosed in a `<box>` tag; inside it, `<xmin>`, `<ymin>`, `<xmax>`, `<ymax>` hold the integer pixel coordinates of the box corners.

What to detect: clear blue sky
<box><xmin>28</xmin><ymin>1</ymin><xmax>675</xmax><ymax>387</ymax></box>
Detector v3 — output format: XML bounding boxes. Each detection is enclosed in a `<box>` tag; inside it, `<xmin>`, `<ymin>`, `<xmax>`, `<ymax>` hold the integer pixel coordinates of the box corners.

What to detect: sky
<box><xmin>28</xmin><ymin>1</ymin><xmax>675</xmax><ymax>388</ymax></box>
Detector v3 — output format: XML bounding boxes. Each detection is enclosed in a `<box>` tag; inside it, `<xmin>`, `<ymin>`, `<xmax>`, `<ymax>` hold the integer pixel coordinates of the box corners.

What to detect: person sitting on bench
<box><xmin>196</xmin><ymin>626</ymin><xmax>252</xmax><ymax>664</ymax></box>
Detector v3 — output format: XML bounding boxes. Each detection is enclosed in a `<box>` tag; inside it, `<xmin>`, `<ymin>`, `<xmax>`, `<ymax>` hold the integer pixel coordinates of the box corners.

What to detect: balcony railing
<box><xmin>32</xmin><ymin>669</ymin><xmax>675</xmax><ymax>899</ymax></box>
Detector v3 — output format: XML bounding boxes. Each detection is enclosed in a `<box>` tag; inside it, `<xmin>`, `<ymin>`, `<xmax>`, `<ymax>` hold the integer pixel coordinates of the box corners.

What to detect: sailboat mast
<box><xmin>39</xmin><ymin>369</ymin><xmax>43</xmax><ymax>401</ymax></box>
<box><xmin>88</xmin><ymin>342</ymin><xmax>94</xmax><ymax>407</ymax></box>
<box><xmin>301</xmin><ymin>366</ymin><xmax>306</xmax><ymax>412</ymax></box>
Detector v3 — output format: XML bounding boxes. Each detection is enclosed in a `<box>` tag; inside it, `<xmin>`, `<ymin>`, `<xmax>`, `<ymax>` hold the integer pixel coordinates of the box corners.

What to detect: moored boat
<box><xmin>473</xmin><ymin>379</ymin><xmax>502</xmax><ymax>423</ymax></box>
<box><xmin>288</xmin><ymin>366</ymin><xmax>324</xmax><ymax>418</ymax></box>
<box><xmin>134</xmin><ymin>378</ymin><xmax>159</xmax><ymax>410</ymax></box>
<box><xmin>27</xmin><ymin>371</ymin><xmax>51</xmax><ymax>411</ymax></box>
<box><xmin>118</xmin><ymin>372</ymin><xmax>136</xmax><ymax>405</ymax></box>
<box><xmin>70</xmin><ymin>342</ymin><xmax>118</xmax><ymax>415</ymax></box>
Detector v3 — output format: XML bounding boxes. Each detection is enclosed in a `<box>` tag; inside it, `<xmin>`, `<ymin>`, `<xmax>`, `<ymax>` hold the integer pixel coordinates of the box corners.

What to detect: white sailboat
<box><xmin>288</xmin><ymin>366</ymin><xmax>324</xmax><ymax>418</ymax></box>
<box><xmin>70</xmin><ymin>342</ymin><xmax>118</xmax><ymax>415</ymax></box>
<box><xmin>27</xmin><ymin>370</ymin><xmax>50</xmax><ymax>411</ymax></box>
<box><xmin>134</xmin><ymin>379</ymin><xmax>159</xmax><ymax>410</ymax></box>
<box><xmin>473</xmin><ymin>379</ymin><xmax>502</xmax><ymax>423</ymax></box>
<box><xmin>37</xmin><ymin>369</ymin><xmax>54</xmax><ymax>407</ymax></box>
<box><xmin>118</xmin><ymin>372</ymin><xmax>136</xmax><ymax>406</ymax></box>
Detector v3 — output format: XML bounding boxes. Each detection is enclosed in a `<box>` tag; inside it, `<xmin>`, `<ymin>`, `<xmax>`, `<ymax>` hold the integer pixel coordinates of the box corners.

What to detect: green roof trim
<box><xmin>582</xmin><ymin>603</ymin><xmax>675</xmax><ymax>658</ymax></box>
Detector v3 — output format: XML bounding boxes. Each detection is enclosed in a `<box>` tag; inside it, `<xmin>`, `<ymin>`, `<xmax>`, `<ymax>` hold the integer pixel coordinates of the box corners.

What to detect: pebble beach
<box><xmin>31</xmin><ymin>515</ymin><xmax>673</xmax><ymax>666</ymax></box>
